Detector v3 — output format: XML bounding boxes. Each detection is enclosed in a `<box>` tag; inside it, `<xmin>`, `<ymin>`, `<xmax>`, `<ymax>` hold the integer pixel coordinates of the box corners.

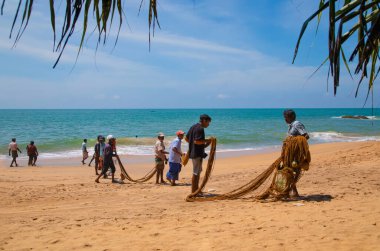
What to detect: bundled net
<box><xmin>115</xmin><ymin>155</ymin><xmax>157</xmax><ymax>183</ymax></box>
<box><xmin>186</xmin><ymin>136</ymin><xmax>311</xmax><ymax>202</ymax></box>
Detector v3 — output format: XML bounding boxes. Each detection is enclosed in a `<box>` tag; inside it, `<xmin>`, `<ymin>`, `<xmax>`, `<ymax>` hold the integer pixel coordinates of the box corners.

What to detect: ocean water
<box><xmin>0</xmin><ymin>109</ymin><xmax>379</xmax><ymax>160</ymax></box>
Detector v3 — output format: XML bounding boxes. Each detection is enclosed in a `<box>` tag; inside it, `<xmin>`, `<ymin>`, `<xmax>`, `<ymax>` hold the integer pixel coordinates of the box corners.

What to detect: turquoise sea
<box><xmin>0</xmin><ymin>109</ymin><xmax>379</xmax><ymax>160</ymax></box>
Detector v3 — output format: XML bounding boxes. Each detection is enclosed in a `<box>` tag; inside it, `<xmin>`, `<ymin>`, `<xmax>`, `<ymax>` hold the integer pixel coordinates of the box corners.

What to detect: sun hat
<box><xmin>157</xmin><ymin>132</ymin><xmax>165</xmax><ymax>137</ymax></box>
<box><xmin>106</xmin><ymin>135</ymin><xmax>115</xmax><ymax>140</ymax></box>
<box><xmin>176</xmin><ymin>130</ymin><xmax>185</xmax><ymax>136</ymax></box>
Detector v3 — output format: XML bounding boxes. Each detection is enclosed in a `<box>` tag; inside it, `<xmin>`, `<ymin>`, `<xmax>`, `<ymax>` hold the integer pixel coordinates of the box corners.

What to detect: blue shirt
<box><xmin>169</xmin><ymin>137</ymin><xmax>182</xmax><ymax>163</ymax></box>
<box><xmin>287</xmin><ymin>121</ymin><xmax>308</xmax><ymax>136</ymax></box>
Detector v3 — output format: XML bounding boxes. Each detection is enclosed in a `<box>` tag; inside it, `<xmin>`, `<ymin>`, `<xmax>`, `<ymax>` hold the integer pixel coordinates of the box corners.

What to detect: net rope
<box><xmin>186</xmin><ymin>136</ymin><xmax>311</xmax><ymax>202</ymax></box>
<box><xmin>115</xmin><ymin>155</ymin><xmax>157</xmax><ymax>183</ymax></box>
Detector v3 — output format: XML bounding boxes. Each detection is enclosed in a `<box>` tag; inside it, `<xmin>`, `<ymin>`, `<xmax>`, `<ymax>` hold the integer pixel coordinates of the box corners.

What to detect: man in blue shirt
<box><xmin>166</xmin><ymin>130</ymin><xmax>185</xmax><ymax>186</ymax></box>
<box><xmin>185</xmin><ymin>114</ymin><xmax>212</xmax><ymax>193</ymax></box>
<box><xmin>283</xmin><ymin>109</ymin><xmax>309</xmax><ymax>139</ymax></box>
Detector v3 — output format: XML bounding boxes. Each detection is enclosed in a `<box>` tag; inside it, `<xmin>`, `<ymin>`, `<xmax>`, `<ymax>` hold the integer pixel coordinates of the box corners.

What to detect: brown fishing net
<box><xmin>186</xmin><ymin>136</ymin><xmax>311</xmax><ymax>202</ymax></box>
<box><xmin>116</xmin><ymin>155</ymin><xmax>157</xmax><ymax>183</ymax></box>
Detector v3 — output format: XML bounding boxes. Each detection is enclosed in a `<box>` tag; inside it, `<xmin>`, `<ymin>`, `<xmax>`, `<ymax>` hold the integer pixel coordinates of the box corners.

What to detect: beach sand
<box><xmin>0</xmin><ymin>141</ymin><xmax>379</xmax><ymax>250</ymax></box>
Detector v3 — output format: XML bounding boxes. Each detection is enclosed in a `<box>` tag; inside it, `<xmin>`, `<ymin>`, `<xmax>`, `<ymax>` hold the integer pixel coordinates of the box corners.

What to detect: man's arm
<box><xmin>194</xmin><ymin>138</ymin><xmax>211</xmax><ymax>146</ymax></box>
<box><xmin>172</xmin><ymin>147</ymin><xmax>184</xmax><ymax>156</ymax></box>
<box><xmin>17</xmin><ymin>147</ymin><xmax>22</xmax><ymax>153</ymax></box>
<box><xmin>303</xmin><ymin>133</ymin><xmax>310</xmax><ymax>140</ymax></box>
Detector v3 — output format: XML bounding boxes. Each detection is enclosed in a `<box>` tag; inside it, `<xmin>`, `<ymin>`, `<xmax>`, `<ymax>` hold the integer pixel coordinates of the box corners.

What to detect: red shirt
<box><xmin>27</xmin><ymin>145</ymin><xmax>37</xmax><ymax>156</ymax></box>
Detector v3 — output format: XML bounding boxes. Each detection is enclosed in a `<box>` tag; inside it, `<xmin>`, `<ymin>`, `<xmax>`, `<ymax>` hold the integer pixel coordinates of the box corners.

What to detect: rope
<box><xmin>115</xmin><ymin>155</ymin><xmax>157</xmax><ymax>183</ymax></box>
<box><xmin>186</xmin><ymin>136</ymin><xmax>311</xmax><ymax>202</ymax></box>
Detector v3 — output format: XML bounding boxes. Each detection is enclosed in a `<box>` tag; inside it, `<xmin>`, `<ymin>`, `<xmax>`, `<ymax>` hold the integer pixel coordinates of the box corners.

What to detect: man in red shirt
<box><xmin>26</xmin><ymin>141</ymin><xmax>39</xmax><ymax>166</ymax></box>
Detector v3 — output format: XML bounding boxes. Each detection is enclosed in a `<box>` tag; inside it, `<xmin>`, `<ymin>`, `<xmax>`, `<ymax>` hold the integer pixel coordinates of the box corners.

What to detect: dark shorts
<box><xmin>101</xmin><ymin>160</ymin><xmax>116</xmax><ymax>175</ymax></box>
<box><xmin>155</xmin><ymin>158</ymin><xmax>165</xmax><ymax>171</ymax></box>
<box><xmin>11</xmin><ymin>150</ymin><xmax>18</xmax><ymax>158</ymax></box>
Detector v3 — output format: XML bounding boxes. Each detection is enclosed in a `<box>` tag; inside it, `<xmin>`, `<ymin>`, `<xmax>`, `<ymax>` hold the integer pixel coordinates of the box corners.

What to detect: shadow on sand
<box><xmin>295</xmin><ymin>194</ymin><xmax>333</xmax><ymax>202</ymax></box>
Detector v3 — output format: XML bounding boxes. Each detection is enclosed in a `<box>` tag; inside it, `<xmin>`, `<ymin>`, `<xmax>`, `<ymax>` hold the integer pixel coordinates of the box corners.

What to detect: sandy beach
<box><xmin>0</xmin><ymin>141</ymin><xmax>379</xmax><ymax>250</ymax></box>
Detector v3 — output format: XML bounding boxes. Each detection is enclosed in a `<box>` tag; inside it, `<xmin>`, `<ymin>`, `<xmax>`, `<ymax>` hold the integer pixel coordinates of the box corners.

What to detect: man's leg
<box><xmin>32</xmin><ymin>156</ymin><xmax>37</xmax><ymax>166</ymax></box>
<box><xmin>28</xmin><ymin>156</ymin><xmax>32</xmax><ymax>166</ymax></box>
<box><xmin>88</xmin><ymin>156</ymin><xmax>94</xmax><ymax>166</ymax></box>
<box><xmin>191</xmin><ymin>158</ymin><xmax>202</xmax><ymax>193</ymax></box>
<box><xmin>110</xmin><ymin>162</ymin><xmax>116</xmax><ymax>183</ymax></box>
<box><xmin>290</xmin><ymin>169</ymin><xmax>301</xmax><ymax>198</ymax></box>
<box><xmin>191</xmin><ymin>174</ymin><xmax>200</xmax><ymax>193</ymax></box>
<box><xmin>10</xmin><ymin>158</ymin><xmax>15</xmax><ymax>167</ymax></box>
<box><xmin>155</xmin><ymin>161</ymin><xmax>160</xmax><ymax>184</ymax></box>
<box><xmin>160</xmin><ymin>167</ymin><xmax>165</xmax><ymax>183</ymax></box>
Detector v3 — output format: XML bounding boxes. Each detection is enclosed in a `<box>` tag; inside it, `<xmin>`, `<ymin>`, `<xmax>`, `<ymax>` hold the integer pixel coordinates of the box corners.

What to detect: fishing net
<box><xmin>186</xmin><ymin>136</ymin><xmax>311</xmax><ymax>202</ymax></box>
<box><xmin>115</xmin><ymin>155</ymin><xmax>157</xmax><ymax>183</ymax></box>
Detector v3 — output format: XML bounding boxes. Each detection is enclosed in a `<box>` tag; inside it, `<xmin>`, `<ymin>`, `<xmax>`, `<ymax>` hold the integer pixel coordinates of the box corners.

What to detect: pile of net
<box><xmin>115</xmin><ymin>155</ymin><xmax>157</xmax><ymax>183</ymax></box>
<box><xmin>186</xmin><ymin>136</ymin><xmax>311</xmax><ymax>202</ymax></box>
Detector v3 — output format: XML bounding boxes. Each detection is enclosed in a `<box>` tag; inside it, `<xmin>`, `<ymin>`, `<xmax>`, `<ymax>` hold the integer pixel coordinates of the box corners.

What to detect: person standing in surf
<box><xmin>81</xmin><ymin>139</ymin><xmax>89</xmax><ymax>165</ymax></box>
<box><xmin>8</xmin><ymin>138</ymin><xmax>22</xmax><ymax>167</ymax></box>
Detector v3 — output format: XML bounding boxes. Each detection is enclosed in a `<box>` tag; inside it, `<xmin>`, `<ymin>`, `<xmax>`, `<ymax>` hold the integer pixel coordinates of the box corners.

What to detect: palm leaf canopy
<box><xmin>0</xmin><ymin>0</ymin><xmax>160</xmax><ymax>68</ymax></box>
<box><xmin>293</xmin><ymin>0</ymin><xmax>380</xmax><ymax>97</ymax></box>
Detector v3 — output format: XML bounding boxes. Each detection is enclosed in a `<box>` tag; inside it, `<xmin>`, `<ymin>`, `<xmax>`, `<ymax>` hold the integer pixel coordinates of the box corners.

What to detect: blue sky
<box><xmin>0</xmin><ymin>0</ymin><xmax>378</xmax><ymax>108</ymax></box>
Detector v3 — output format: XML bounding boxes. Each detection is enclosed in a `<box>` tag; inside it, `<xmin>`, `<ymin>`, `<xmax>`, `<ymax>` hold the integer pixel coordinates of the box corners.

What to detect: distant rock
<box><xmin>341</xmin><ymin>115</ymin><xmax>369</xmax><ymax>119</ymax></box>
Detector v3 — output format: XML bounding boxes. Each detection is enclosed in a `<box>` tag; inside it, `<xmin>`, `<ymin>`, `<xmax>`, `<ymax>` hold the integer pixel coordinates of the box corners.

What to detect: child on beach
<box><xmin>8</xmin><ymin>138</ymin><xmax>22</xmax><ymax>167</ymax></box>
<box><xmin>26</xmin><ymin>141</ymin><xmax>38</xmax><ymax>166</ymax></box>
<box><xmin>166</xmin><ymin>130</ymin><xmax>186</xmax><ymax>186</ymax></box>
<box><xmin>95</xmin><ymin>135</ymin><xmax>117</xmax><ymax>183</ymax></box>
<box><xmin>154</xmin><ymin>133</ymin><xmax>169</xmax><ymax>184</ymax></box>
<box><xmin>81</xmin><ymin>139</ymin><xmax>89</xmax><ymax>165</ymax></box>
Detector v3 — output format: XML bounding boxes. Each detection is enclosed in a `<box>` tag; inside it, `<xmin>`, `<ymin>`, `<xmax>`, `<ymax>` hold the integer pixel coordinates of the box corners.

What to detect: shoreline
<box><xmin>1</xmin><ymin>140</ymin><xmax>378</xmax><ymax>167</ymax></box>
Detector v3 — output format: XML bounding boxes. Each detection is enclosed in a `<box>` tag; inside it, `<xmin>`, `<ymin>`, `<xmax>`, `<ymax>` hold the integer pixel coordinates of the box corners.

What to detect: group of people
<box><xmin>7</xmin><ymin>110</ymin><xmax>308</xmax><ymax>196</ymax></box>
<box><xmin>80</xmin><ymin>135</ymin><xmax>118</xmax><ymax>183</ymax></box>
<box><xmin>153</xmin><ymin>110</ymin><xmax>308</xmax><ymax>195</ymax></box>
<box><xmin>8</xmin><ymin>138</ymin><xmax>39</xmax><ymax>167</ymax></box>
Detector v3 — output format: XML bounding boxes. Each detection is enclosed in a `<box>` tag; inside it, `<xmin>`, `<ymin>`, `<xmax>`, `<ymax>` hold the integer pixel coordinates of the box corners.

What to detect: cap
<box><xmin>106</xmin><ymin>135</ymin><xmax>115</xmax><ymax>140</ymax></box>
<box><xmin>176</xmin><ymin>130</ymin><xmax>185</xmax><ymax>136</ymax></box>
<box><xmin>157</xmin><ymin>132</ymin><xmax>165</xmax><ymax>137</ymax></box>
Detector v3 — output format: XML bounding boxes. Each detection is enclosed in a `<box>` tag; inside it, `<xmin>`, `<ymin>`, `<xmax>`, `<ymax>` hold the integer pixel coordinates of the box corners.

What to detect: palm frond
<box><xmin>1</xmin><ymin>0</ymin><xmax>160</xmax><ymax>68</ymax></box>
<box><xmin>293</xmin><ymin>0</ymin><xmax>380</xmax><ymax>97</ymax></box>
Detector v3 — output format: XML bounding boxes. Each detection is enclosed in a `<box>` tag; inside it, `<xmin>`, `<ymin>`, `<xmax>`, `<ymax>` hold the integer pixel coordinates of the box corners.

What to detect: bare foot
<box><xmin>95</xmin><ymin>179</ymin><xmax>100</xmax><ymax>183</ymax></box>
